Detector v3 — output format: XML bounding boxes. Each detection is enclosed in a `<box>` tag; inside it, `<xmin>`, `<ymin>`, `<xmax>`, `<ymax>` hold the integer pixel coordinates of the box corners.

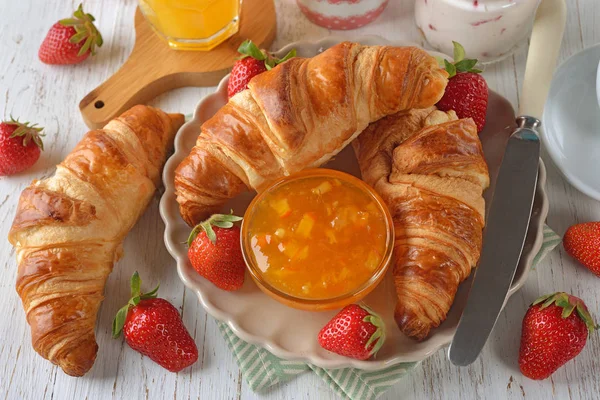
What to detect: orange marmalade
<box><xmin>242</xmin><ymin>169</ymin><xmax>394</xmax><ymax>310</ymax></box>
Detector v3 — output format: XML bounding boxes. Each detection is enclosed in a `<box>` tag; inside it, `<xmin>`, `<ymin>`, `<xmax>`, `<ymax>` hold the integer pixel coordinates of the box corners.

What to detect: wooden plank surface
<box><xmin>1</xmin><ymin>0</ymin><xmax>599</xmax><ymax>399</ymax></box>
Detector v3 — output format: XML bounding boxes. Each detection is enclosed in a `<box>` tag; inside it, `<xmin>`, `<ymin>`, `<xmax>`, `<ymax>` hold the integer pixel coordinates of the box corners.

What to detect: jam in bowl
<box><xmin>241</xmin><ymin>169</ymin><xmax>394</xmax><ymax>311</ymax></box>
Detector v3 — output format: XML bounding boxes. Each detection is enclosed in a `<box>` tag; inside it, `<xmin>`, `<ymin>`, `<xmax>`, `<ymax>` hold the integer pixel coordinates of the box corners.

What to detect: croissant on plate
<box><xmin>353</xmin><ymin>107</ymin><xmax>490</xmax><ymax>340</ymax></box>
<box><xmin>174</xmin><ymin>41</ymin><xmax>449</xmax><ymax>226</ymax></box>
<box><xmin>8</xmin><ymin>105</ymin><xmax>184</xmax><ymax>376</ymax></box>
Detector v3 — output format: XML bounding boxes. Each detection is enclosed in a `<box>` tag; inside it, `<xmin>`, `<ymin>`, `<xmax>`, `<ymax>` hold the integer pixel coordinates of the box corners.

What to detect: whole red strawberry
<box><xmin>436</xmin><ymin>42</ymin><xmax>488</xmax><ymax>132</ymax></box>
<box><xmin>519</xmin><ymin>292</ymin><xmax>597</xmax><ymax>380</ymax></box>
<box><xmin>113</xmin><ymin>272</ymin><xmax>198</xmax><ymax>372</ymax></box>
<box><xmin>563</xmin><ymin>222</ymin><xmax>600</xmax><ymax>276</ymax></box>
<box><xmin>187</xmin><ymin>213</ymin><xmax>245</xmax><ymax>291</ymax></box>
<box><xmin>39</xmin><ymin>4</ymin><xmax>103</xmax><ymax>65</ymax></box>
<box><xmin>0</xmin><ymin>117</ymin><xmax>44</xmax><ymax>176</ymax></box>
<box><xmin>318</xmin><ymin>304</ymin><xmax>385</xmax><ymax>360</ymax></box>
<box><xmin>227</xmin><ymin>40</ymin><xmax>296</xmax><ymax>99</ymax></box>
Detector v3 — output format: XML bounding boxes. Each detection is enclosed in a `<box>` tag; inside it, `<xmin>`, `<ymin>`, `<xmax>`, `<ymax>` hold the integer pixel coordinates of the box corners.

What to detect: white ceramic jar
<box><xmin>415</xmin><ymin>0</ymin><xmax>541</xmax><ymax>64</ymax></box>
<box><xmin>297</xmin><ymin>0</ymin><xmax>389</xmax><ymax>30</ymax></box>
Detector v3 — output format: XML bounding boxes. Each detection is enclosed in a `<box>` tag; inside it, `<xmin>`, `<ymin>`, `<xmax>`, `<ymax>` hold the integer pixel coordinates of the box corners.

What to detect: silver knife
<box><xmin>448</xmin><ymin>0</ymin><xmax>567</xmax><ymax>366</ymax></box>
<box><xmin>448</xmin><ymin>118</ymin><xmax>539</xmax><ymax>366</ymax></box>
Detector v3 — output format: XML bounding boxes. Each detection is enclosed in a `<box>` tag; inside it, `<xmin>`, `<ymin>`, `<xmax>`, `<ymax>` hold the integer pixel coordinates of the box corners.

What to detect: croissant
<box><xmin>353</xmin><ymin>107</ymin><xmax>490</xmax><ymax>340</ymax></box>
<box><xmin>174</xmin><ymin>42</ymin><xmax>448</xmax><ymax>226</ymax></box>
<box><xmin>7</xmin><ymin>105</ymin><xmax>184</xmax><ymax>376</ymax></box>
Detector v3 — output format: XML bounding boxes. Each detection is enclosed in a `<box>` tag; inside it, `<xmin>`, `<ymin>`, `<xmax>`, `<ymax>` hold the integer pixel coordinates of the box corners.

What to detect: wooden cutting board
<box><xmin>79</xmin><ymin>0</ymin><xmax>276</xmax><ymax>129</ymax></box>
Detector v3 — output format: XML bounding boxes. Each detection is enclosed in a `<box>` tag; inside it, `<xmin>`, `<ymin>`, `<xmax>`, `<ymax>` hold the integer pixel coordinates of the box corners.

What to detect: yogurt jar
<box><xmin>415</xmin><ymin>0</ymin><xmax>541</xmax><ymax>64</ymax></box>
<box><xmin>297</xmin><ymin>0</ymin><xmax>389</xmax><ymax>30</ymax></box>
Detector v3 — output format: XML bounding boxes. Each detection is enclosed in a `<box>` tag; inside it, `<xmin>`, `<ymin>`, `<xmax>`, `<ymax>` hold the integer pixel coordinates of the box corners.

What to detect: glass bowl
<box><xmin>241</xmin><ymin>169</ymin><xmax>395</xmax><ymax>311</ymax></box>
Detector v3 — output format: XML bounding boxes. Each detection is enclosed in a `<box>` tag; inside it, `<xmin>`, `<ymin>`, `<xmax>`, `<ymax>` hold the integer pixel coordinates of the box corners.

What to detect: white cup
<box><xmin>415</xmin><ymin>0</ymin><xmax>541</xmax><ymax>64</ymax></box>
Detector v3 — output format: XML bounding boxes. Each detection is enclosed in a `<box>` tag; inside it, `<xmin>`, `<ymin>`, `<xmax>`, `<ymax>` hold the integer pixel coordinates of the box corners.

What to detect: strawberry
<box><xmin>187</xmin><ymin>213</ymin><xmax>245</xmax><ymax>291</ymax></box>
<box><xmin>227</xmin><ymin>40</ymin><xmax>296</xmax><ymax>99</ymax></box>
<box><xmin>318</xmin><ymin>304</ymin><xmax>385</xmax><ymax>360</ymax></box>
<box><xmin>112</xmin><ymin>272</ymin><xmax>198</xmax><ymax>372</ymax></box>
<box><xmin>436</xmin><ymin>41</ymin><xmax>488</xmax><ymax>132</ymax></box>
<box><xmin>519</xmin><ymin>292</ymin><xmax>597</xmax><ymax>380</ymax></box>
<box><xmin>228</xmin><ymin>57</ymin><xmax>267</xmax><ymax>99</ymax></box>
<box><xmin>39</xmin><ymin>4</ymin><xmax>103</xmax><ymax>65</ymax></box>
<box><xmin>0</xmin><ymin>117</ymin><xmax>44</xmax><ymax>176</ymax></box>
<box><xmin>563</xmin><ymin>222</ymin><xmax>600</xmax><ymax>276</ymax></box>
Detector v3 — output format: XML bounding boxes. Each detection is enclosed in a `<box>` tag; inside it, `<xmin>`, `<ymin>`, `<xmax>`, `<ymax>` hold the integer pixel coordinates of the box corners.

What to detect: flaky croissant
<box><xmin>174</xmin><ymin>42</ymin><xmax>448</xmax><ymax>226</ymax></box>
<box><xmin>353</xmin><ymin>107</ymin><xmax>490</xmax><ymax>340</ymax></box>
<box><xmin>8</xmin><ymin>105</ymin><xmax>184</xmax><ymax>376</ymax></box>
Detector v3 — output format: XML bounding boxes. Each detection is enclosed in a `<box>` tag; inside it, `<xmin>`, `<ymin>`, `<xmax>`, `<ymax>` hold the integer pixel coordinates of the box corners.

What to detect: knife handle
<box><xmin>518</xmin><ymin>0</ymin><xmax>567</xmax><ymax>119</ymax></box>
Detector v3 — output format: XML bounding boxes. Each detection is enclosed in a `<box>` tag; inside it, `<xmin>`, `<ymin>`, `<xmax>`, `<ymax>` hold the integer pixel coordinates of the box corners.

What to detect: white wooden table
<box><xmin>1</xmin><ymin>1</ymin><xmax>599</xmax><ymax>399</ymax></box>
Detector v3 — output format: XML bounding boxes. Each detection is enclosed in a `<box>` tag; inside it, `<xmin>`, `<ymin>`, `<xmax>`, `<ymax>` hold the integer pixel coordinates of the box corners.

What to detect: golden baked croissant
<box><xmin>353</xmin><ymin>107</ymin><xmax>490</xmax><ymax>340</ymax></box>
<box><xmin>8</xmin><ymin>105</ymin><xmax>184</xmax><ymax>376</ymax></box>
<box><xmin>174</xmin><ymin>42</ymin><xmax>448</xmax><ymax>226</ymax></box>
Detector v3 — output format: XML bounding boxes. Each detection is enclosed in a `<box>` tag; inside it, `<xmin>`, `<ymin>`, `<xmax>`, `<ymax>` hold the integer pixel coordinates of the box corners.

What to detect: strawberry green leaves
<box><xmin>112</xmin><ymin>272</ymin><xmax>159</xmax><ymax>338</ymax></box>
<box><xmin>453</xmin><ymin>41</ymin><xmax>466</xmax><ymax>64</ymax></box>
<box><xmin>265</xmin><ymin>48</ymin><xmax>297</xmax><ymax>70</ymax></box>
<box><xmin>359</xmin><ymin>304</ymin><xmax>386</xmax><ymax>357</ymax></box>
<box><xmin>237</xmin><ymin>40</ymin><xmax>267</xmax><ymax>61</ymax></box>
<box><xmin>59</xmin><ymin>3</ymin><xmax>103</xmax><ymax>57</ymax></box>
<box><xmin>533</xmin><ymin>292</ymin><xmax>599</xmax><ymax>334</ymax></box>
<box><xmin>5</xmin><ymin>116</ymin><xmax>45</xmax><ymax>150</ymax></box>
<box><xmin>187</xmin><ymin>212</ymin><xmax>243</xmax><ymax>246</ymax></box>
<box><xmin>443</xmin><ymin>60</ymin><xmax>456</xmax><ymax>79</ymax></box>
<box><xmin>236</xmin><ymin>39</ymin><xmax>297</xmax><ymax>71</ymax></box>
<box><xmin>440</xmin><ymin>41</ymin><xmax>482</xmax><ymax>78</ymax></box>
<box><xmin>454</xmin><ymin>59</ymin><xmax>480</xmax><ymax>73</ymax></box>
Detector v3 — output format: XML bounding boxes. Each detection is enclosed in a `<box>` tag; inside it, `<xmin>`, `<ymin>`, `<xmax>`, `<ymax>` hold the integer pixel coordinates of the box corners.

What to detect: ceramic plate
<box><xmin>543</xmin><ymin>44</ymin><xmax>600</xmax><ymax>201</ymax></box>
<box><xmin>160</xmin><ymin>36</ymin><xmax>549</xmax><ymax>370</ymax></box>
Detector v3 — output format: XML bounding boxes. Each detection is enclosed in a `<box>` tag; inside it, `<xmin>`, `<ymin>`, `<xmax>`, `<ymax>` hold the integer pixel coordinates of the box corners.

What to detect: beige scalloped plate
<box><xmin>159</xmin><ymin>36</ymin><xmax>549</xmax><ymax>371</ymax></box>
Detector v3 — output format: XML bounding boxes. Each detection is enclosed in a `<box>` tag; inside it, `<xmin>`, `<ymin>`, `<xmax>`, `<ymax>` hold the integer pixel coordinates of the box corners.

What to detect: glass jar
<box><xmin>139</xmin><ymin>0</ymin><xmax>241</xmax><ymax>51</ymax></box>
<box><xmin>415</xmin><ymin>0</ymin><xmax>541</xmax><ymax>64</ymax></box>
<box><xmin>297</xmin><ymin>0</ymin><xmax>389</xmax><ymax>30</ymax></box>
<box><xmin>241</xmin><ymin>169</ymin><xmax>394</xmax><ymax>311</ymax></box>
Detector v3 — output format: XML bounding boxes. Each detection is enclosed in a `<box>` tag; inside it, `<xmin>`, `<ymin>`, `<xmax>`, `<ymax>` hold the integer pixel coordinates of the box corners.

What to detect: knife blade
<box><xmin>448</xmin><ymin>116</ymin><xmax>540</xmax><ymax>367</ymax></box>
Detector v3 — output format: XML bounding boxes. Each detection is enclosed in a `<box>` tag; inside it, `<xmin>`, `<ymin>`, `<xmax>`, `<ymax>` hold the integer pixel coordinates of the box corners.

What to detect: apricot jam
<box><xmin>242</xmin><ymin>169</ymin><xmax>394</xmax><ymax>310</ymax></box>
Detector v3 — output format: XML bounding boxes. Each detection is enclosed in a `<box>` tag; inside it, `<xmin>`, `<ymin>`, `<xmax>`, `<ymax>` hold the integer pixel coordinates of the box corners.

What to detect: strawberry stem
<box><xmin>532</xmin><ymin>292</ymin><xmax>599</xmax><ymax>334</ymax></box>
<box><xmin>5</xmin><ymin>116</ymin><xmax>45</xmax><ymax>150</ymax></box>
<box><xmin>112</xmin><ymin>272</ymin><xmax>159</xmax><ymax>338</ymax></box>
<box><xmin>236</xmin><ymin>39</ymin><xmax>296</xmax><ymax>71</ymax></box>
<box><xmin>440</xmin><ymin>41</ymin><xmax>483</xmax><ymax>77</ymax></box>
<box><xmin>452</xmin><ymin>41</ymin><xmax>466</xmax><ymax>64</ymax></box>
<box><xmin>359</xmin><ymin>303</ymin><xmax>386</xmax><ymax>357</ymax></box>
<box><xmin>59</xmin><ymin>3</ymin><xmax>103</xmax><ymax>57</ymax></box>
<box><xmin>187</xmin><ymin>212</ymin><xmax>243</xmax><ymax>246</ymax></box>
<box><xmin>237</xmin><ymin>40</ymin><xmax>266</xmax><ymax>61</ymax></box>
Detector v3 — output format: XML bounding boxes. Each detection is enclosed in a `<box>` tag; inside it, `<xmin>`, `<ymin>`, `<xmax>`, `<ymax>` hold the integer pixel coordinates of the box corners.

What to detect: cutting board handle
<box><xmin>79</xmin><ymin>2</ymin><xmax>276</xmax><ymax>129</ymax></box>
<box><xmin>519</xmin><ymin>0</ymin><xmax>567</xmax><ymax>118</ymax></box>
<box><xmin>79</xmin><ymin>52</ymin><xmax>166</xmax><ymax>129</ymax></box>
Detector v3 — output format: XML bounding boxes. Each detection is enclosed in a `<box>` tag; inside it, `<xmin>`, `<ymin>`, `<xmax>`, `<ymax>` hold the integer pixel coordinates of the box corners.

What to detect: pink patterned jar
<box><xmin>297</xmin><ymin>0</ymin><xmax>389</xmax><ymax>30</ymax></box>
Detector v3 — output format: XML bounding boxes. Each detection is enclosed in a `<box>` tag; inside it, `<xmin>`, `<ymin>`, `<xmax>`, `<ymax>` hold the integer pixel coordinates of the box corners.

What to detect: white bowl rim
<box><xmin>159</xmin><ymin>35</ymin><xmax>550</xmax><ymax>370</ymax></box>
<box><xmin>541</xmin><ymin>42</ymin><xmax>600</xmax><ymax>202</ymax></box>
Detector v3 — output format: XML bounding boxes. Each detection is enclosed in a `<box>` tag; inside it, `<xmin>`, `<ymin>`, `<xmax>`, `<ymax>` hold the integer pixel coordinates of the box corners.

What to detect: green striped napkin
<box><xmin>217</xmin><ymin>225</ymin><xmax>561</xmax><ymax>400</ymax></box>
